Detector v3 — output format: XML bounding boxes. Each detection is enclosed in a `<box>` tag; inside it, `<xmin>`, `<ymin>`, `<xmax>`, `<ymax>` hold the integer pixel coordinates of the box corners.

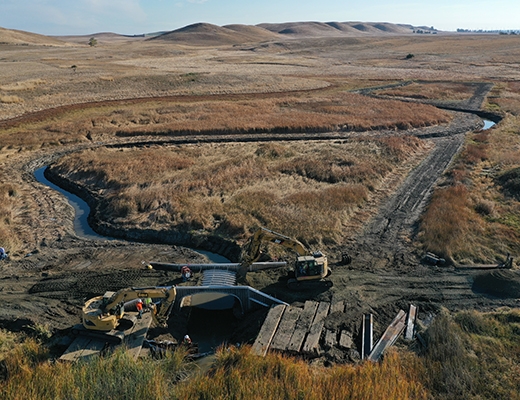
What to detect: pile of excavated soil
<box><xmin>472</xmin><ymin>269</ymin><xmax>520</xmax><ymax>298</ymax></box>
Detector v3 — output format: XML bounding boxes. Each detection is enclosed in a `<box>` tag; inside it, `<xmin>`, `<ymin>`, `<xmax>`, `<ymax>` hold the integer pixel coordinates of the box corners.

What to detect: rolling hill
<box><xmin>0</xmin><ymin>21</ymin><xmax>428</xmax><ymax>48</ymax></box>
<box><xmin>0</xmin><ymin>26</ymin><xmax>68</xmax><ymax>46</ymax></box>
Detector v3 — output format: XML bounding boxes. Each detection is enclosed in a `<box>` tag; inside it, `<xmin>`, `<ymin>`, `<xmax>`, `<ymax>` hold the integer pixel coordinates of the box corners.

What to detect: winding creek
<box><xmin>34</xmin><ymin>166</ymin><xmax>230</xmax><ymax>263</ymax></box>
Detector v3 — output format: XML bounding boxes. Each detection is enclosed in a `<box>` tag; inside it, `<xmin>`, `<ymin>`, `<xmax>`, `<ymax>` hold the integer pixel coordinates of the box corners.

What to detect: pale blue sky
<box><xmin>0</xmin><ymin>0</ymin><xmax>518</xmax><ymax>36</ymax></box>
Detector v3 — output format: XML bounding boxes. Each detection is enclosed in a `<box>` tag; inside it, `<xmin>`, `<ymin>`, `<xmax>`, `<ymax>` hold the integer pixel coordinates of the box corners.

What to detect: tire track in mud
<box><xmin>346</xmin><ymin>84</ymin><xmax>493</xmax><ymax>271</ymax></box>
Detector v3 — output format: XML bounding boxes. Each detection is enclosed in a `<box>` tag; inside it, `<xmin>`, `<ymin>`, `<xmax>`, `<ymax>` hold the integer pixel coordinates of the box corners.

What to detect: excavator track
<box><xmin>71</xmin><ymin>324</ymin><xmax>126</xmax><ymax>344</ymax></box>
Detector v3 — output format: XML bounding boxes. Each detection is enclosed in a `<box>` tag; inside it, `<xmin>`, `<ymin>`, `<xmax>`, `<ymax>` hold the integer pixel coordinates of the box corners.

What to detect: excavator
<box><xmin>239</xmin><ymin>227</ymin><xmax>332</xmax><ymax>290</ymax></box>
<box><xmin>77</xmin><ymin>286</ymin><xmax>176</xmax><ymax>343</ymax></box>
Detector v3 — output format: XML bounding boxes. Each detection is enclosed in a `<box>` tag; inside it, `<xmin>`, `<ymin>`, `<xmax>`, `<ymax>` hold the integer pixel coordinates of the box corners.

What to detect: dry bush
<box><xmin>0</xmin><ymin>95</ymin><xmax>23</xmax><ymax>104</ymax></box>
<box><xmin>52</xmin><ymin>138</ymin><xmax>428</xmax><ymax>245</ymax></box>
<box><xmin>419</xmin><ymin>185</ymin><xmax>483</xmax><ymax>261</ymax></box>
<box><xmin>463</xmin><ymin>142</ymin><xmax>489</xmax><ymax>164</ymax></box>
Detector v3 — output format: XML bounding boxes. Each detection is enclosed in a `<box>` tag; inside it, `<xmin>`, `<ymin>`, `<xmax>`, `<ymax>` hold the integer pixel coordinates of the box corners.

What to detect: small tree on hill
<box><xmin>88</xmin><ymin>37</ymin><xmax>97</xmax><ymax>47</ymax></box>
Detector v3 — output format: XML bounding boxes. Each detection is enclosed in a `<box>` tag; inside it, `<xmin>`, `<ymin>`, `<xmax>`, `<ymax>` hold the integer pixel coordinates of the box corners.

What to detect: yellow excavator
<box><xmin>239</xmin><ymin>227</ymin><xmax>332</xmax><ymax>289</ymax></box>
<box><xmin>77</xmin><ymin>286</ymin><xmax>176</xmax><ymax>343</ymax></box>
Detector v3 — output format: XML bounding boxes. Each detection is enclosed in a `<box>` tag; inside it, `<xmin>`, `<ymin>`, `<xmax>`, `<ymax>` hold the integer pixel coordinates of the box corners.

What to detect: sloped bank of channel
<box><xmin>39</xmin><ymin>165</ymin><xmax>241</xmax><ymax>262</ymax></box>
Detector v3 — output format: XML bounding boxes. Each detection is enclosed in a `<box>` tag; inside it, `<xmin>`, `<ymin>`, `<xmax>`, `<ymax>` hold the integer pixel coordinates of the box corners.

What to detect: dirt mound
<box><xmin>472</xmin><ymin>269</ymin><xmax>520</xmax><ymax>298</ymax></box>
<box><xmin>28</xmin><ymin>269</ymin><xmax>174</xmax><ymax>300</ymax></box>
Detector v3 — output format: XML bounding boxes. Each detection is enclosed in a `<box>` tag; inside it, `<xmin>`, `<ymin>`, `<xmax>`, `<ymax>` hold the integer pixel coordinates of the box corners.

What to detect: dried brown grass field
<box><xmin>52</xmin><ymin>136</ymin><xmax>429</xmax><ymax>245</ymax></box>
<box><xmin>419</xmin><ymin>81</ymin><xmax>520</xmax><ymax>264</ymax></box>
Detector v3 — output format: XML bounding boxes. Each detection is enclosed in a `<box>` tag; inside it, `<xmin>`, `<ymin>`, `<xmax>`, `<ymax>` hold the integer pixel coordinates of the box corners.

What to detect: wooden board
<box><xmin>324</xmin><ymin>329</ymin><xmax>337</xmax><ymax>349</ymax></box>
<box><xmin>405</xmin><ymin>304</ymin><xmax>417</xmax><ymax>340</ymax></box>
<box><xmin>367</xmin><ymin>310</ymin><xmax>406</xmax><ymax>362</ymax></box>
<box><xmin>329</xmin><ymin>300</ymin><xmax>345</xmax><ymax>314</ymax></box>
<box><xmin>60</xmin><ymin>336</ymin><xmax>105</xmax><ymax>362</ymax></box>
<box><xmin>339</xmin><ymin>330</ymin><xmax>354</xmax><ymax>349</ymax></box>
<box><xmin>303</xmin><ymin>302</ymin><xmax>330</xmax><ymax>355</ymax></box>
<box><xmin>252</xmin><ymin>304</ymin><xmax>286</xmax><ymax>356</ymax></box>
<box><xmin>287</xmin><ymin>300</ymin><xmax>318</xmax><ymax>353</ymax></box>
<box><xmin>270</xmin><ymin>306</ymin><xmax>302</xmax><ymax>352</ymax></box>
<box><xmin>125</xmin><ymin>312</ymin><xmax>153</xmax><ymax>360</ymax></box>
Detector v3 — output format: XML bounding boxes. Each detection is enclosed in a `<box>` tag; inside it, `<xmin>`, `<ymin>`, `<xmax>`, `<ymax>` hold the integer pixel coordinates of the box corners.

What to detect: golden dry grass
<box><xmin>0</xmin><ymin>183</ymin><xmax>22</xmax><ymax>253</ymax></box>
<box><xmin>2</xmin><ymin>308</ymin><xmax>518</xmax><ymax>400</ymax></box>
<box><xmin>0</xmin><ymin>95</ymin><xmax>23</xmax><ymax>104</ymax></box>
<box><xmin>52</xmin><ymin>136</ymin><xmax>429</xmax><ymax>245</ymax></box>
<box><xmin>0</xmin><ymin>79</ymin><xmax>46</xmax><ymax>91</ymax></box>
<box><xmin>0</xmin><ymin>89</ymin><xmax>450</xmax><ymax>150</ymax></box>
<box><xmin>419</xmin><ymin>82</ymin><xmax>520</xmax><ymax>263</ymax></box>
<box><xmin>175</xmin><ymin>346</ymin><xmax>428</xmax><ymax>400</ymax></box>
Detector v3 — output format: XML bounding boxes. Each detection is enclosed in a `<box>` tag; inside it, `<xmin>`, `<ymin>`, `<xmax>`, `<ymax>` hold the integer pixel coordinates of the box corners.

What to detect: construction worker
<box><xmin>144</xmin><ymin>297</ymin><xmax>153</xmax><ymax>311</ymax></box>
<box><xmin>136</xmin><ymin>299</ymin><xmax>143</xmax><ymax>319</ymax></box>
<box><xmin>181</xmin><ymin>266</ymin><xmax>192</xmax><ymax>282</ymax></box>
<box><xmin>0</xmin><ymin>247</ymin><xmax>7</xmax><ymax>261</ymax></box>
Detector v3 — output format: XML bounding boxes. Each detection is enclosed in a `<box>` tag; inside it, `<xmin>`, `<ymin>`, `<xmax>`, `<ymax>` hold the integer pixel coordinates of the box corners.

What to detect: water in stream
<box><xmin>483</xmin><ymin>119</ymin><xmax>496</xmax><ymax>130</ymax></box>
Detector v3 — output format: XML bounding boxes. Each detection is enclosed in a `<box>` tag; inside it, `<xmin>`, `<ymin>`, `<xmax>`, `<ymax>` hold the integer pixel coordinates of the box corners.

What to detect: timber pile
<box><xmin>252</xmin><ymin>301</ymin><xmax>419</xmax><ymax>361</ymax></box>
<box><xmin>252</xmin><ymin>299</ymin><xmax>349</xmax><ymax>357</ymax></box>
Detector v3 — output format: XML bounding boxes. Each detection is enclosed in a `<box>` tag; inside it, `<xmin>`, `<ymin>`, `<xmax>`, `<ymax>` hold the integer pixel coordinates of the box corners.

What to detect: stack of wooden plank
<box><xmin>252</xmin><ymin>300</ymin><xmax>339</xmax><ymax>357</ymax></box>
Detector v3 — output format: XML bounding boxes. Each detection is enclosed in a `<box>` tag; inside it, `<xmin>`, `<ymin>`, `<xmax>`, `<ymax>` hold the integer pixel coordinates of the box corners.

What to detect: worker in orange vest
<box><xmin>136</xmin><ymin>299</ymin><xmax>143</xmax><ymax>319</ymax></box>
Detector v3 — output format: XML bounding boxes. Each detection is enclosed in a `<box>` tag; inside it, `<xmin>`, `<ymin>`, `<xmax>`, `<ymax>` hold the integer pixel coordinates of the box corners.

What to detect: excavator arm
<box><xmin>238</xmin><ymin>227</ymin><xmax>329</xmax><ymax>286</ymax></box>
<box><xmin>240</xmin><ymin>227</ymin><xmax>309</xmax><ymax>265</ymax></box>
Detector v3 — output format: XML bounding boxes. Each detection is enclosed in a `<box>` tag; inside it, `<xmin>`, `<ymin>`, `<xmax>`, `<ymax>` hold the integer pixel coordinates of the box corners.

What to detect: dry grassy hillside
<box><xmin>0</xmin><ymin>26</ymin><xmax>68</xmax><ymax>46</ymax></box>
<box><xmin>151</xmin><ymin>23</ymin><xmax>280</xmax><ymax>46</ymax></box>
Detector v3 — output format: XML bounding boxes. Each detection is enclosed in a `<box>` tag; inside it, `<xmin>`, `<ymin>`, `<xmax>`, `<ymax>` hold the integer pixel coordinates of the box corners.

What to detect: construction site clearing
<box><xmin>59</xmin><ymin>260</ymin><xmax>422</xmax><ymax>365</ymax></box>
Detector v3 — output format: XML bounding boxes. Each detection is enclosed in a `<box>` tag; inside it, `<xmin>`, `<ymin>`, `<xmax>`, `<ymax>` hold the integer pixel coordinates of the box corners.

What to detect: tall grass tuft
<box><xmin>175</xmin><ymin>345</ymin><xmax>428</xmax><ymax>400</ymax></box>
<box><xmin>1</xmin><ymin>344</ymin><xmax>192</xmax><ymax>400</ymax></box>
<box><xmin>0</xmin><ymin>183</ymin><xmax>22</xmax><ymax>254</ymax></box>
<box><xmin>419</xmin><ymin>185</ymin><xmax>481</xmax><ymax>261</ymax></box>
<box><xmin>422</xmin><ymin>308</ymin><xmax>520</xmax><ymax>400</ymax></box>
